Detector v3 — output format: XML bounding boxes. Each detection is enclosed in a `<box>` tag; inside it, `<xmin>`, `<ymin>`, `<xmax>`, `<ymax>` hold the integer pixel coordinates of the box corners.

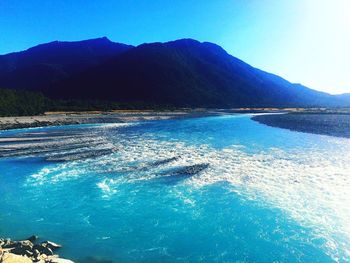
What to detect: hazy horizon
<box><xmin>1</xmin><ymin>0</ymin><xmax>349</xmax><ymax>94</ymax></box>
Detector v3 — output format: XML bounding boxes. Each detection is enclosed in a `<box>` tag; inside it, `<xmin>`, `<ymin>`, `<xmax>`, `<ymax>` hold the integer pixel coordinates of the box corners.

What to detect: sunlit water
<box><xmin>1</xmin><ymin>115</ymin><xmax>349</xmax><ymax>262</ymax></box>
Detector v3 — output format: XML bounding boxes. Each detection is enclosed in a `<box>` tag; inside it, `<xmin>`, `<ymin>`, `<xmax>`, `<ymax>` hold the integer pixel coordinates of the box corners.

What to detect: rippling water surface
<box><xmin>1</xmin><ymin>115</ymin><xmax>349</xmax><ymax>262</ymax></box>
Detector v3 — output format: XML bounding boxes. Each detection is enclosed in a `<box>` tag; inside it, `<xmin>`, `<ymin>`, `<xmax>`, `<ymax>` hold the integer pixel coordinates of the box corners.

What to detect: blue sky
<box><xmin>0</xmin><ymin>0</ymin><xmax>349</xmax><ymax>94</ymax></box>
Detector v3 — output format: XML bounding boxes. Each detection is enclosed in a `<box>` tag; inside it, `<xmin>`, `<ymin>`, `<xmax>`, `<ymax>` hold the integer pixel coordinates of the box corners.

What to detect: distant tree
<box><xmin>0</xmin><ymin>88</ymin><xmax>175</xmax><ymax>116</ymax></box>
<box><xmin>0</xmin><ymin>88</ymin><xmax>47</xmax><ymax>116</ymax></box>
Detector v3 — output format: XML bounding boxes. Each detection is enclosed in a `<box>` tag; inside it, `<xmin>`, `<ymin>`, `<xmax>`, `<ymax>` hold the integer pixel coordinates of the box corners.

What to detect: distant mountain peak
<box><xmin>77</xmin><ymin>36</ymin><xmax>113</xmax><ymax>44</ymax></box>
<box><xmin>166</xmin><ymin>38</ymin><xmax>201</xmax><ymax>45</ymax></box>
<box><xmin>8</xmin><ymin>37</ymin><xmax>122</xmax><ymax>55</ymax></box>
<box><xmin>0</xmin><ymin>37</ymin><xmax>133</xmax><ymax>90</ymax></box>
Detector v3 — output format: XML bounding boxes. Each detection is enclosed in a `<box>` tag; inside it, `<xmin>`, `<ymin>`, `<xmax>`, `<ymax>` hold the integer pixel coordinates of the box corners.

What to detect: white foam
<box><xmin>25</xmin><ymin>125</ymin><xmax>350</xmax><ymax>260</ymax></box>
<box><xmin>97</xmin><ymin>179</ymin><xmax>117</xmax><ymax>197</ymax></box>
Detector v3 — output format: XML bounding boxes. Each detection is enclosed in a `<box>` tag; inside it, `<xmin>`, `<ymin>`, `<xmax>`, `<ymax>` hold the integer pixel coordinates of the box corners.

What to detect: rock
<box><xmin>20</xmin><ymin>240</ymin><xmax>34</xmax><ymax>246</ymax></box>
<box><xmin>152</xmin><ymin>156</ymin><xmax>179</xmax><ymax>166</ymax></box>
<box><xmin>42</xmin><ymin>247</ymin><xmax>53</xmax><ymax>256</ymax></box>
<box><xmin>33</xmin><ymin>255</ymin><xmax>44</xmax><ymax>263</ymax></box>
<box><xmin>33</xmin><ymin>249</ymin><xmax>40</xmax><ymax>257</ymax></box>
<box><xmin>32</xmin><ymin>242</ymin><xmax>55</xmax><ymax>256</ymax></box>
<box><xmin>48</xmin><ymin>258</ymin><xmax>75</xmax><ymax>263</ymax></box>
<box><xmin>173</xmin><ymin>163</ymin><xmax>209</xmax><ymax>177</ymax></box>
<box><xmin>25</xmin><ymin>250</ymin><xmax>34</xmax><ymax>257</ymax></box>
<box><xmin>33</xmin><ymin>244</ymin><xmax>43</xmax><ymax>251</ymax></box>
<box><xmin>1</xmin><ymin>252</ymin><xmax>33</xmax><ymax>263</ymax></box>
<box><xmin>19</xmin><ymin>240</ymin><xmax>34</xmax><ymax>250</ymax></box>
<box><xmin>10</xmin><ymin>246</ymin><xmax>27</xmax><ymax>256</ymax></box>
<box><xmin>42</xmin><ymin>241</ymin><xmax>62</xmax><ymax>250</ymax></box>
<box><xmin>32</xmin><ymin>244</ymin><xmax>51</xmax><ymax>255</ymax></box>
<box><xmin>39</xmin><ymin>253</ymin><xmax>48</xmax><ymax>260</ymax></box>
<box><xmin>8</xmin><ymin>240</ymin><xmax>33</xmax><ymax>255</ymax></box>
<box><xmin>26</xmin><ymin>235</ymin><xmax>39</xmax><ymax>243</ymax></box>
<box><xmin>2</xmin><ymin>239</ymin><xmax>17</xmax><ymax>249</ymax></box>
<box><xmin>0</xmin><ymin>237</ymin><xmax>73</xmax><ymax>263</ymax></box>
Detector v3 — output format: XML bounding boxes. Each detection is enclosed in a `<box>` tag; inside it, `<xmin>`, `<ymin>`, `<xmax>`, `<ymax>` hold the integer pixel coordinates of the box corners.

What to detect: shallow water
<box><xmin>1</xmin><ymin>115</ymin><xmax>349</xmax><ymax>262</ymax></box>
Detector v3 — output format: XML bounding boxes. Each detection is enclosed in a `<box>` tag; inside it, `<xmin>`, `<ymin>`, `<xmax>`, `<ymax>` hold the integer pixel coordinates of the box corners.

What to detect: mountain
<box><xmin>335</xmin><ymin>93</ymin><xmax>350</xmax><ymax>101</ymax></box>
<box><xmin>0</xmin><ymin>37</ymin><xmax>133</xmax><ymax>91</ymax></box>
<box><xmin>1</xmin><ymin>38</ymin><xmax>349</xmax><ymax>108</ymax></box>
<box><xmin>51</xmin><ymin>39</ymin><xmax>349</xmax><ymax>107</ymax></box>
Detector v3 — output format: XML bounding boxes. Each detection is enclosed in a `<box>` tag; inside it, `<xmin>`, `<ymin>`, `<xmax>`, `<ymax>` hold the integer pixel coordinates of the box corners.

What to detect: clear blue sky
<box><xmin>0</xmin><ymin>0</ymin><xmax>349</xmax><ymax>94</ymax></box>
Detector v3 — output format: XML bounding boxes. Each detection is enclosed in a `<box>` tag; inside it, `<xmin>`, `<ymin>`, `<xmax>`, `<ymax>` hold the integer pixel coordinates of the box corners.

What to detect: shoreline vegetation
<box><xmin>0</xmin><ymin>88</ymin><xmax>186</xmax><ymax>117</ymax></box>
<box><xmin>0</xmin><ymin>236</ymin><xmax>73</xmax><ymax>263</ymax></box>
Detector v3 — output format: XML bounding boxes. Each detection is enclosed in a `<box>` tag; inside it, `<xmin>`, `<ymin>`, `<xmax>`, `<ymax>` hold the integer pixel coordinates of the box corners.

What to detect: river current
<box><xmin>1</xmin><ymin>114</ymin><xmax>349</xmax><ymax>262</ymax></box>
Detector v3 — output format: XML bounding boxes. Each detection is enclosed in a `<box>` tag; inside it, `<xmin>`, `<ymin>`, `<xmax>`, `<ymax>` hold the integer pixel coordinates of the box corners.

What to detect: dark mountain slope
<box><xmin>0</xmin><ymin>37</ymin><xmax>133</xmax><ymax>91</ymax></box>
<box><xmin>52</xmin><ymin>39</ymin><xmax>347</xmax><ymax>107</ymax></box>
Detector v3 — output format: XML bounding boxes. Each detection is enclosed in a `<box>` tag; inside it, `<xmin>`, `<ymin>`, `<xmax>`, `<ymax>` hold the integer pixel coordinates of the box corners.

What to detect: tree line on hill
<box><xmin>0</xmin><ymin>88</ymin><xmax>46</xmax><ymax>116</ymax></box>
<box><xmin>0</xmin><ymin>88</ymin><xmax>174</xmax><ymax>116</ymax></box>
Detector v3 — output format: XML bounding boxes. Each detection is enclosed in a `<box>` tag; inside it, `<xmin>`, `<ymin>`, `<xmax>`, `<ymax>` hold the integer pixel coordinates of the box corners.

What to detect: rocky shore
<box><xmin>0</xmin><ymin>110</ymin><xmax>222</xmax><ymax>130</ymax></box>
<box><xmin>0</xmin><ymin>236</ymin><xmax>73</xmax><ymax>263</ymax></box>
<box><xmin>252</xmin><ymin>113</ymin><xmax>350</xmax><ymax>138</ymax></box>
<box><xmin>3</xmin><ymin>108</ymin><xmax>348</xmax><ymax>131</ymax></box>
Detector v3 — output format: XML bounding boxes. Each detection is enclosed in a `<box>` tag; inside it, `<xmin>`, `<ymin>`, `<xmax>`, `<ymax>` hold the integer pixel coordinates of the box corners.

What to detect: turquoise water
<box><xmin>1</xmin><ymin>115</ymin><xmax>350</xmax><ymax>262</ymax></box>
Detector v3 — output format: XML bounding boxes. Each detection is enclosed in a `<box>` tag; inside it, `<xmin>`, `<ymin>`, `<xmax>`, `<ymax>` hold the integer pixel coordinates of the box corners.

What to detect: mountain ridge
<box><xmin>0</xmin><ymin>37</ymin><xmax>349</xmax><ymax>108</ymax></box>
<box><xmin>0</xmin><ymin>37</ymin><xmax>133</xmax><ymax>90</ymax></box>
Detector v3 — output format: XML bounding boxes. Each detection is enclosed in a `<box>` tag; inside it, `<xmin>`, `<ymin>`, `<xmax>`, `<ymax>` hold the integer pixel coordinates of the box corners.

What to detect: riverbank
<box><xmin>2</xmin><ymin>108</ymin><xmax>350</xmax><ymax>131</ymax></box>
<box><xmin>252</xmin><ymin>113</ymin><xmax>350</xmax><ymax>138</ymax></box>
<box><xmin>0</xmin><ymin>236</ymin><xmax>73</xmax><ymax>263</ymax></box>
<box><xmin>0</xmin><ymin>110</ymin><xmax>222</xmax><ymax>130</ymax></box>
